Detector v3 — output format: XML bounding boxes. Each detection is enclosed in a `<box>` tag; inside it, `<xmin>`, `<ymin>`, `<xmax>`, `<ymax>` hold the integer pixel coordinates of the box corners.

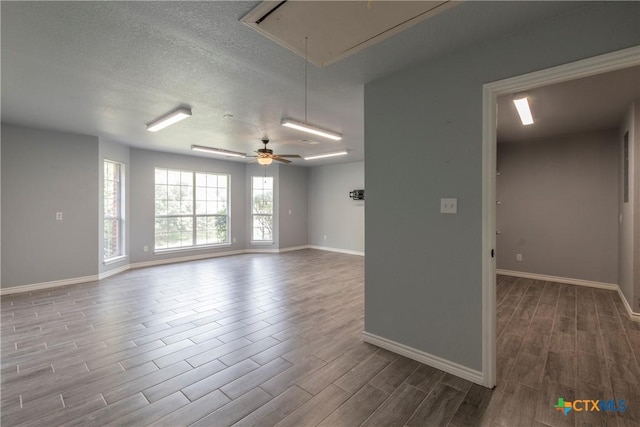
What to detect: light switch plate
<box><xmin>440</xmin><ymin>198</ymin><xmax>457</xmax><ymax>214</ymax></box>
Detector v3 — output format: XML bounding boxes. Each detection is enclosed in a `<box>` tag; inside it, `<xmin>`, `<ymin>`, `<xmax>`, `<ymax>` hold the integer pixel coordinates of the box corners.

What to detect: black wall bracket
<box><xmin>349</xmin><ymin>189</ymin><xmax>365</xmax><ymax>200</ymax></box>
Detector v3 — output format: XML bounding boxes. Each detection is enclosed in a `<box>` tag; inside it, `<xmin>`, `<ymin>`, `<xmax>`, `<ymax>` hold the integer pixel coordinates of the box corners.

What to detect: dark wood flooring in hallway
<box><xmin>483</xmin><ymin>275</ymin><xmax>640</xmax><ymax>427</ymax></box>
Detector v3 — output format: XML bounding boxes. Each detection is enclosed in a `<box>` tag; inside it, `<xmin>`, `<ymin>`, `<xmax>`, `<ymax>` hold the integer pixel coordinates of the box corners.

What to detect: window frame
<box><xmin>251</xmin><ymin>176</ymin><xmax>274</xmax><ymax>243</ymax></box>
<box><xmin>103</xmin><ymin>160</ymin><xmax>125</xmax><ymax>263</ymax></box>
<box><xmin>154</xmin><ymin>168</ymin><xmax>231</xmax><ymax>252</ymax></box>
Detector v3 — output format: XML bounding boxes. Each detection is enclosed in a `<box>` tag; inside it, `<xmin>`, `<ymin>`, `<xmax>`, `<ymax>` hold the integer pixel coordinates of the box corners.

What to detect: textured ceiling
<box><xmin>498</xmin><ymin>65</ymin><xmax>640</xmax><ymax>143</ymax></box>
<box><xmin>2</xmin><ymin>1</ymin><xmax>590</xmax><ymax>165</ymax></box>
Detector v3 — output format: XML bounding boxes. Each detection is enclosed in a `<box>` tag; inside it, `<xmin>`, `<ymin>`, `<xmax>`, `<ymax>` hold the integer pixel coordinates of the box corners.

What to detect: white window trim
<box><xmin>104</xmin><ymin>159</ymin><xmax>125</xmax><ymax>262</ymax></box>
<box><xmin>103</xmin><ymin>255</ymin><xmax>127</xmax><ymax>266</ymax></box>
<box><xmin>251</xmin><ymin>176</ymin><xmax>274</xmax><ymax>243</ymax></box>
<box><xmin>154</xmin><ymin>168</ymin><xmax>231</xmax><ymax>251</ymax></box>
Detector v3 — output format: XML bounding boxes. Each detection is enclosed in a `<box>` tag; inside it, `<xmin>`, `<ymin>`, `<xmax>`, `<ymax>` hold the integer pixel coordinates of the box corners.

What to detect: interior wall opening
<box><xmin>482</xmin><ymin>46</ymin><xmax>640</xmax><ymax>389</ymax></box>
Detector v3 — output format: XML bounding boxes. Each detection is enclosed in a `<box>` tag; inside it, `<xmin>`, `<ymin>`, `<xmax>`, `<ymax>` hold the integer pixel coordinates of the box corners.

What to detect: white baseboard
<box><xmin>130</xmin><ymin>249</ymin><xmax>247</xmax><ymax>269</ymax></box>
<box><xmin>617</xmin><ymin>288</ymin><xmax>640</xmax><ymax>322</ymax></box>
<box><xmin>497</xmin><ymin>269</ymin><xmax>640</xmax><ymax>321</ymax></box>
<box><xmin>245</xmin><ymin>245</ymin><xmax>313</xmax><ymax>254</ymax></box>
<box><xmin>278</xmin><ymin>245</ymin><xmax>310</xmax><ymax>253</ymax></box>
<box><xmin>246</xmin><ymin>249</ymin><xmax>280</xmax><ymax>254</ymax></box>
<box><xmin>496</xmin><ymin>269</ymin><xmax>618</xmax><ymax>290</ymax></box>
<box><xmin>99</xmin><ymin>264</ymin><xmax>130</xmax><ymax>280</ymax></box>
<box><xmin>0</xmin><ymin>274</ymin><xmax>99</xmax><ymax>296</ymax></box>
<box><xmin>362</xmin><ymin>331</ymin><xmax>484</xmax><ymax>386</ymax></box>
<box><xmin>307</xmin><ymin>245</ymin><xmax>365</xmax><ymax>256</ymax></box>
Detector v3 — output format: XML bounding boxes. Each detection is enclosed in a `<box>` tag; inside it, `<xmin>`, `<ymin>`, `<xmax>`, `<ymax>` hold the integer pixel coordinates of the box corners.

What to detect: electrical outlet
<box><xmin>289</xmin><ymin>209</ymin><xmax>292</xmax><ymax>215</ymax></box>
<box><xmin>143</xmin><ymin>245</ymin><xmax>148</xmax><ymax>252</ymax></box>
<box><xmin>440</xmin><ymin>198</ymin><xmax>457</xmax><ymax>214</ymax></box>
<box><xmin>233</xmin><ymin>237</ymin><xmax>236</xmax><ymax>243</ymax></box>
<box><xmin>324</xmin><ymin>235</ymin><xmax>327</xmax><ymax>240</ymax></box>
<box><xmin>516</xmin><ymin>253</ymin><xmax>523</xmax><ymax>261</ymax></box>
<box><xmin>56</xmin><ymin>212</ymin><xmax>63</xmax><ymax>221</ymax></box>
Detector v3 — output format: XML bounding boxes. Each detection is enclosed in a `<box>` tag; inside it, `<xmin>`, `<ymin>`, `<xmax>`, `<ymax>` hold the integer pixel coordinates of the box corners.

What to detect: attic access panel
<box><xmin>241</xmin><ymin>1</ymin><xmax>457</xmax><ymax>67</ymax></box>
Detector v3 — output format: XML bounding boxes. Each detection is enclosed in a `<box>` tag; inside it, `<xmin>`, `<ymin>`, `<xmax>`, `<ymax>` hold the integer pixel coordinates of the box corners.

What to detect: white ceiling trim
<box><xmin>240</xmin><ymin>0</ymin><xmax>459</xmax><ymax>67</ymax></box>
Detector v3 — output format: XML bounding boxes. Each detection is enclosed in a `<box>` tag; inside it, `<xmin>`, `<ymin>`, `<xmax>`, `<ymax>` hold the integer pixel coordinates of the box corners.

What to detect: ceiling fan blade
<box><xmin>274</xmin><ymin>154</ymin><xmax>302</xmax><ymax>158</ymax></box>
<box><xmin>272</xmin><ymin>157</ymin><xmax>292</xmax><ymax>164</ymax></box>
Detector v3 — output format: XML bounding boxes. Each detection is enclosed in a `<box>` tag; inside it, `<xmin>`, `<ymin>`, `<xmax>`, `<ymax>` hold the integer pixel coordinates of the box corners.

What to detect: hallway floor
<box><xmin>482</xmin><ymin>275</ymin><xmax>640</xmax><ymax>427</ymax></box>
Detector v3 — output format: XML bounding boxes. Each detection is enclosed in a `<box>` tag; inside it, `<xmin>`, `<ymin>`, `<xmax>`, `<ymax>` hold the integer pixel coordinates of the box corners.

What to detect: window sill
<box><xmin>250</xmin><ymin>241</ymin><xmax>274</xmax><ymax>246</ymax></box>
<box><xmin>154</xmin><ymin>243</ymin><xmax>232</xmax><ymax>255</ymax></box>
<box><xmin>104</xmin><ymin>255</ymin><xmax>127</xmax><ymax>266</ymax></box>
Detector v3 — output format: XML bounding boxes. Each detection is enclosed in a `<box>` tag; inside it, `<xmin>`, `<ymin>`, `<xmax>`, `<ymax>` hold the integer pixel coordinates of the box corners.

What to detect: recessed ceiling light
<box><xmin>303</xmin><ymin>150</ymin><xmax>348</xmax><ymax>160</ymax></box>
<box><xmin>146</xmin><ymin>107</ymin><xmax>192</xmax><ymax>132</ymax></box>
<box><xmin>513</xmin><ymin>97</ymin><xmax>534</xmax><ymax>126</ymax></box>
<box><xmin>191</xmin><ymin>145</ymin><xmax>246</xmax><ymax>158</ymax></box>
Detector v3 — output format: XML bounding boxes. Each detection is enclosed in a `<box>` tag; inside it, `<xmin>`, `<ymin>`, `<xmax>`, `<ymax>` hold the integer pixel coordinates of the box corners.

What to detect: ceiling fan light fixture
<box><xmin>146</xmin><ymin>107</ymin><xmax>192</xmax><ymax>132</ymax></box>
<box><xmin>191</xmin><ymin>145</ymin><xmax>246</xmax><ymax>158</ymax></box>
<box><xmin>281</xmin><ymin>119</ymin><xmax>342</xmax><ymax>140</ymax></box>
<box><xmin>258</xmin><ymin>157</ymin><xmax>273</xmax><ymax>165</ymax></box>
<box><xmin>303</xmin><ymin>150</ymin><xmax>348</xmax><ymax>160</ymax></box>
<box><xmin>513</xmin><ymin>97</ymin><xmax>534</xmax><ymax>126</ymax></box>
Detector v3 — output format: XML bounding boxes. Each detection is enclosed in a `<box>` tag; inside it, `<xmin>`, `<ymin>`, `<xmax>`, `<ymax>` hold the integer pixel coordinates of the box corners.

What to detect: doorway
<box><xmin>481</xmin><ymin>45</ymin><xmax>640</xmax><ymax>388</ymax></box>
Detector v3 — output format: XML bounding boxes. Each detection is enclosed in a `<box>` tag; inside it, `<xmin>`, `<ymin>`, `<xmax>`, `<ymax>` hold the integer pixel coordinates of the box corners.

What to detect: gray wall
<box><xmin>308</xmin><ymin>162</ymin><xmax>364</xmax><ymax>253</ymax></box>
<box><xmin>1</xmin><ymin>124</ymin><xmax>99</xmax><ymax>287</ymax></box>
<box><xmin>365</xmin><ymin>1</ymin><xmax>640</xmax><ymax>371</ymax></box>
<box><xmin>99</xmin><ymin>139</ymin><xmax>130</xmax><ymax>274</ymax></box>
<box><xmin>0</xmin><ymin>125</ymin><xmax>2</xmax><ymax>287</ymax></box>
<box><xmin>129</xmin><ymin>148</ymin><xmax>247</xmax><ymax>264</ymax></box>
<box><xmin>496</xmin><ymin>130</ymin><xmax>619</xmax><ymax>284</ymax></box>
<box><xmin>619</xmin><ymin>99</ymin><xmax>640</xmax><ymax>311</ymax></box>
<box><xmin>279</xmin><ymin>165</ymin><xmax>309</xmax><ymax>249</ymax></box>
<box><xmin>635</xmin><ymin>101</ymin><xmax>640</xmax><ymax>312</ymax></box>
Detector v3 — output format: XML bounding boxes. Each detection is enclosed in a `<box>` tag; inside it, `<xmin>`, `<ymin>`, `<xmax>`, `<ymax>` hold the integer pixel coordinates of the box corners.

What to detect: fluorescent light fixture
<box><xmin>303</xmin><ymin>150</ymin><xmax>348</xmax><ymax>160</ymax></box>
<box><xmin>281</xmin><ymin>119</ymin><xmax>342</xmax><ymax>141</ymax></box>
<box><xmin>191</xmin><ymin>145</ymin><xmax>246</xmax><ymax>158</ymax></box>
<box><xmin>513</xmin><ymin>97</ymin><xmax>534</xmax><ymax>125</ymax></box>
<box><xmin>147</xmin><ymin>107</ymin><xmax>192</xmax><ymax>132</ymax></box>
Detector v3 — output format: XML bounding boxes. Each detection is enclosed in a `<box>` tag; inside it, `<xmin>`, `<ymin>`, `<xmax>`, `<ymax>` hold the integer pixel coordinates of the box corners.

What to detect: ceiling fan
<box><xmin>251</xmin><ymin>139</ymin><xmax>301</xmax><ymax>165</ymax></box>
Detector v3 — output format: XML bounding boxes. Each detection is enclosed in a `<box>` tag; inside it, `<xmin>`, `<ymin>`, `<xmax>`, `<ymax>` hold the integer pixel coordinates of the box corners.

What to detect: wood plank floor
<box><xmin>1</xmin><ymin>251</ymin><xmax>638</xmax><ymax>426</ymax></box>
<box><xmin>483</xmin><ymin>275</ymin><xmax>640</xmax><ymax>427</ymax></box>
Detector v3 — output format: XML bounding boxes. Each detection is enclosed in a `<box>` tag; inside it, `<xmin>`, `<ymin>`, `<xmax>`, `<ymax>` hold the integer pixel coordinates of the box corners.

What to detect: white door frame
<box><xmin>481</xmin><ymin>45</ymin><xmax>640</xmax><ymax>388</ymax></box>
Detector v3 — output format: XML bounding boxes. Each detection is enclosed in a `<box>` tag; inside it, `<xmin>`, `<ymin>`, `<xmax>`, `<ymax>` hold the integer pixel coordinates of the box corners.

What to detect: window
<box><xmin>154</xmin><ymin>168</ymin><xmax>229</xmax><ymax>250</ymax></box>
<box><xmin>104</xmin><ymin>160</ymin><xmax>124</xmax><ymax>260</ymax></box>
<box><xmin>252</xmin><ymin>176</ymin><xmax>273</xmax><ymax>241</ymax></box>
